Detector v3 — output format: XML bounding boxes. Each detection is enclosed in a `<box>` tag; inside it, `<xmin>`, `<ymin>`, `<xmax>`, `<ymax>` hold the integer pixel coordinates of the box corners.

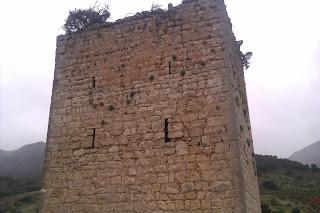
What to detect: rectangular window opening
<box><xmin>164</xmin><ymin>119</ymin><xmax>170</xmax><ymax>143</ymax></box>
<box><xmin>92</xmin><ymin>77</ymin><xmax>96</xmax><ymax>88</ymax></box>
<box><xmin>168</xmin><ymin>62</ymin><xmax>171</xmax><ymax>74</ymax></box>
<box><xmin>91</xmin><ymin>128</ymin><xmax>96</xmax><ymax>148</ymax></box>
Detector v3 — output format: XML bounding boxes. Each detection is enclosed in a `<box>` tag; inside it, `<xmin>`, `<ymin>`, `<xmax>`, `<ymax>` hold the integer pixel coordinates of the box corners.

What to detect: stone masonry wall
<box><xmin>223</xmin><ymin>24</ymin><xmax>261</xmax><ymax>212</ymax></box>
<box><xmin>42</xmin><ymin>0</ymin><xmax>261</xmax><ymax>212</ymax></box>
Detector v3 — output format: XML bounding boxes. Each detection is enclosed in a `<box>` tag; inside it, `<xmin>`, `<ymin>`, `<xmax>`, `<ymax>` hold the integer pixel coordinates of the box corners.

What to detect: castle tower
<box><xmin>42</xmin><ymin>0</ymin><xmax>261</xmax><ymax>212</ymax></box>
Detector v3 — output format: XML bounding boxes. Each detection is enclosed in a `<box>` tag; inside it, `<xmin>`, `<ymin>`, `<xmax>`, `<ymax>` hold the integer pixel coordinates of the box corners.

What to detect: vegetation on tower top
<box><xmin>63</xmin><ymin>2</ymin><xmax>110</xmax><ymax>33</ymax></box>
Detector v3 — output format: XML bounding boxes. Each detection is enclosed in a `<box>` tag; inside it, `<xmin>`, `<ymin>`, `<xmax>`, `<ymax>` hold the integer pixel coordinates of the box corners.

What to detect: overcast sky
<box><xmin>0</xmin><ymin>0</ymin><xmax>319</xmax><ymax>157</ymax></box>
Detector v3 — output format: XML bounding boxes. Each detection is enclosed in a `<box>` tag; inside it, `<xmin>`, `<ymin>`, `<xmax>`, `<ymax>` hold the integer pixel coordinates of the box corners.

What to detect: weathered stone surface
<box><xmin>176</xmin><ymin>141</ymin><xmax>188</xmax><ymax>155</ymax></box>
<box><xmin>41</xmin><ymin>0</ymin><xmax>261</xmax><ymax>212</ymax></box>
<box><xmin>181</xmin><ymin>182</ymin><xmax>195</xmax><ymax>192</ymax></box>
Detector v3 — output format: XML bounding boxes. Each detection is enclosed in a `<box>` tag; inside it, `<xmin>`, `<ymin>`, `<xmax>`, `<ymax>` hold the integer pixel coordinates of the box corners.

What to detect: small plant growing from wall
<box><xmin>235</xmin><ymin>97</ymin><xmax>240</xmax><ymax>106</ymax></box>
<box><xmin>180</xmin><ymin>69</ymin><xmax>186</xmax><ymax>77</ymax></box>
<box><xmin>246</xmin><ymin>139</ymin><xmax>251</xmax><ymax>147</ymax></box>
<box><xmin>149</xmin><ymin>75</ymin><xmax>154</xmax><ymax>81</ymax></box>
<box><xmin>243</xmin><ymin>108</ymin><xmax>247</xmax><ymax>117</ymax></box>
<box><xmin>199</xmin><ymin>61</ymin><xmax>206</xmax><ymax>67</ymax></box>
<box><xmin>240</xmin><ymin>125</ymin><xmax>244</xmax><ymax>133</ymax></box>
<box><xmin>63</xmin><ymin>2</ymin><xmax>110</xmax><ymax>33</ymax></box>
<box><xmin>241</xmin><ymin>51</ymin><xmax>253</xmax><ymax>70</ymax></box>
<box><xmin>172</xmin><ymin>55</ymin><xmax>177</xmax><ymax>61</ymax></box>
<box><xmin>130</xmin><ymin>91</ymin><xmax>135</xmax><ymax>98</ymax></box>
<box><xmin>108</xmin><ymin>105</ymin><xmax>115</xmax><ymax>111</ymax></box>
<box><xmin>151</xmin><ymin>3</ymin><xmax>162</xmax><ymax>11</ymax></box>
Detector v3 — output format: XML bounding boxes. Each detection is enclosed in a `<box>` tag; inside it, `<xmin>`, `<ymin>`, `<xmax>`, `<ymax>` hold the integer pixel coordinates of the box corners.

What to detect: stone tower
<box><xmin>42</xmin><ymin>0</ymin><xmax>261</xmax><ymax>212</ymax></box>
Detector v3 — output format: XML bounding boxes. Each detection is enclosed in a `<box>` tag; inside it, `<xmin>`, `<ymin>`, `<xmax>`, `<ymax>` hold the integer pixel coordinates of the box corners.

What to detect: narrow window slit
<box><xmin>168</xmin><ymin>61</ymin><xmax>171</xmax><ymax>74</ymax></box>
<box><xmin>92</xmin><ymin>77</ymin><xmax>96</xmax><ymax>88</ymax></box>
<box><xmin>164</xmin><ymin>119</ymin><xmax>170</xmax><ymax>143</ymax></box>
<box><xmin>91</xmin><ymin>128</ymin><xmax>96</xmax><ymax>148</ymax></box>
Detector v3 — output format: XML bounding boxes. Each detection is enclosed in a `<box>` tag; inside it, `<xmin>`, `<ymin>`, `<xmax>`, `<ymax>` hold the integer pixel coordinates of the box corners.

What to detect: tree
<box><xmin>261</xmin><ymin>204</ymin><xmax>272</xmax><ymax>213</ymax></box>
<box><xmin>310</xmin><ymin>164</ymin><xmax>320</xmax><ymax>172</ymax></box>
<box><xmin>63</xmin><ymin>2</ymin><xmax>110</xmax><ymax>33</ymax></box>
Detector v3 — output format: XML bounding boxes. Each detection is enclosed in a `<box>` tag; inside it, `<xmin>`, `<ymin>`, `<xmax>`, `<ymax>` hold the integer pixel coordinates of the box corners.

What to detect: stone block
<box><xmin>176</xmin><ymin>141</ymin><xmax>188</xmax><ymax>155</ymax></box>
<box><xmin>181</xmin><ymin>182</ymin><xmax>195</xmax><ymax>192</ymax></box>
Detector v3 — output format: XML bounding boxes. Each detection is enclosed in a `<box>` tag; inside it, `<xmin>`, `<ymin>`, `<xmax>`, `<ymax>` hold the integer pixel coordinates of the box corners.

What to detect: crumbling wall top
<box><xmin>57</xmin><ymin>0</ymin><xmax>222</xmax><ymax>41</ymax></box>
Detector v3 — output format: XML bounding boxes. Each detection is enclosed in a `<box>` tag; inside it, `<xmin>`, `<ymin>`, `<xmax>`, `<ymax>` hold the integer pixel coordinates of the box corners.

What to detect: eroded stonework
<box><xmin>42</xmin><ymin>0</ymin><xmax>261</xmax><ymax>212</ymax></box>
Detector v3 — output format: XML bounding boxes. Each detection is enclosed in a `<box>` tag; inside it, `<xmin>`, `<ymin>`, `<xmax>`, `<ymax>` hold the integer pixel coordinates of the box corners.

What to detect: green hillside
<box><xmin>0</xmin><ymin>191</ymin><xmax>41</xmax><ymax>213</ymax></box>
<box><xmin>256</xmin><ymin>155</ymin><xmax>320</xmax><ymax>213</ymax></box>
<box><xmin>0</xmin><ymin>177</ymin><xmax>41</xmax><ymax>213</ymax></box>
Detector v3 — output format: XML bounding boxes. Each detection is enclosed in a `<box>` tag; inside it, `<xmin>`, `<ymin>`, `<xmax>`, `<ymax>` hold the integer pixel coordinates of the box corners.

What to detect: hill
<box><xmin>256</xmin><ymin>154</ymin><xmax>320</xmax><ymax>212</ymax></box>
<box><xmin>0</xmin><ymin>142</ymin><xmax>46</xmax><ymax>178</ymax></box>
<box><xmin>289</xmin><ymin>140</ymin><xmax>320</xmax><ymax>167</ymax></box>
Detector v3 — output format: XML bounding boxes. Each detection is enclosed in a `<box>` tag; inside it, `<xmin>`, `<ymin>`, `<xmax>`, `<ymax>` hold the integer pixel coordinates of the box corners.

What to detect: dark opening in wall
<box><xmin>91</xmin><ymin>128</ymin><xmax>96</xmax><ymax>148</ymax></box>
<box><xmin>168</xmin><ymin>61</ymin><xmax>171</xmax><ymax>74</ymax></box>
<box><xmin>92</xmin><ymin>77</ymin><xmax>96</xmax><ymax>88</ymax></box>
<box><xmin>164</xmin><ymin>119</ymin><xmax>170</xmax><ymax>143</ymax></box>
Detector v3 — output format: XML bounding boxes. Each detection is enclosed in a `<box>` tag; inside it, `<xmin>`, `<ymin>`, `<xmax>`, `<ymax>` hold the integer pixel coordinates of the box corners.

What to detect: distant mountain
<box><xmin>0</xmin><ymin>142</ymin><xmax>46</xmax><ymax>178</ymax></box>
<box><xmin>289</xmin><ymin>140</ymin><xmax>320</xmax><ymax>167</ymax></box>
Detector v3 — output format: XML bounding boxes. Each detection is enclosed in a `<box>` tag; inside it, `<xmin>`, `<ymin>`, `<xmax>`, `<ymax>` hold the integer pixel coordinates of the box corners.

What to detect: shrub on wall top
<box><xmin>241</xmin><ymin>51</ymin><xmax>253</xmax><ymax>70</ymax></box>
<box><xmin>63</xmin><ymin>3</ymin><xmax>110</xmax><ymax>33</ymax></box>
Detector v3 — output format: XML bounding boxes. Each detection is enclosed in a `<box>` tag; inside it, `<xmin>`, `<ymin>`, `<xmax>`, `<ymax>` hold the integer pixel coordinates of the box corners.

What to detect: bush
<box><xmin>286</xmin><ymin>169</ymin><xmax>294</xmax><ymax>176</ymax></box>
<box><xmin>63</xmin><ymin>3</ymin><xmax>110</xmax><ymax>33</ymax></box>
<box><xmin>241</xmin><ymin>51</ymin><xmax>252</xmax><ymax>70</ymax></box>
<box><xmin>261</xmin><ymin>204</ymin><xmax>272</xmax><ymax>213</ymax></box>
<box><xmin>10</xmin><ymin>209</ymin><xmax>22</xmax><ymax>213</ymax></box>
<box><xmin>262</xmin><ymin>180</ymin><xmax>279</xmax><ymax>191</ymax></box>
<box><xmin>19</xmin><ymin>195</ymin><xmax>34</xmax><ymax>204</ymax></box>
<box><xmin>310</xmin><ymin>196</ymin><xmax>320</xmax><ymax>209</ymax></box>
<box><xmin>291</xmin><ymin>208</ymin><xmax>300</xmax><ymax>213</ymax></box>
<box><xmin>0</xmin><ymin>177</ymin><xmax>41</xmax><ymax>198</ymax></box>
<box><xmin>151</xmin><ymin>3</ymin><xmax>162</xmax><ymax>11</ymax></box>
<box><xmin>270</xmin><ymin>197</ymin><xmax>279</xmax><ymax>206</ymax></box>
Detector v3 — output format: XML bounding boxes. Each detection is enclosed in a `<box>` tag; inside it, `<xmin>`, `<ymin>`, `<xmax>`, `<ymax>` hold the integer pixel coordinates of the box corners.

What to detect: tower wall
<box><xmin>42</xmin><ymin>0</ymin><xmax>261</xmax><ymax>212</ymax></box>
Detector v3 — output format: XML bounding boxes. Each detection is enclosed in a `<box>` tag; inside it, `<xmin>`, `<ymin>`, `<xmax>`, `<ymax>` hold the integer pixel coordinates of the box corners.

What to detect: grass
<box><xmin>0</xmin><ymin>191</ymin><xmax>41</xmax><ymax>213</ymax></box>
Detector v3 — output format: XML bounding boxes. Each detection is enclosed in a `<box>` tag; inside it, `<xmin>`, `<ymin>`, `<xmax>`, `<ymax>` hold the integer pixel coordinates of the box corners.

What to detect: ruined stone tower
<box><xmin>42</xmin><ymin>0</ymin><xmax>261</xmax><ymax>212</ymax></box>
